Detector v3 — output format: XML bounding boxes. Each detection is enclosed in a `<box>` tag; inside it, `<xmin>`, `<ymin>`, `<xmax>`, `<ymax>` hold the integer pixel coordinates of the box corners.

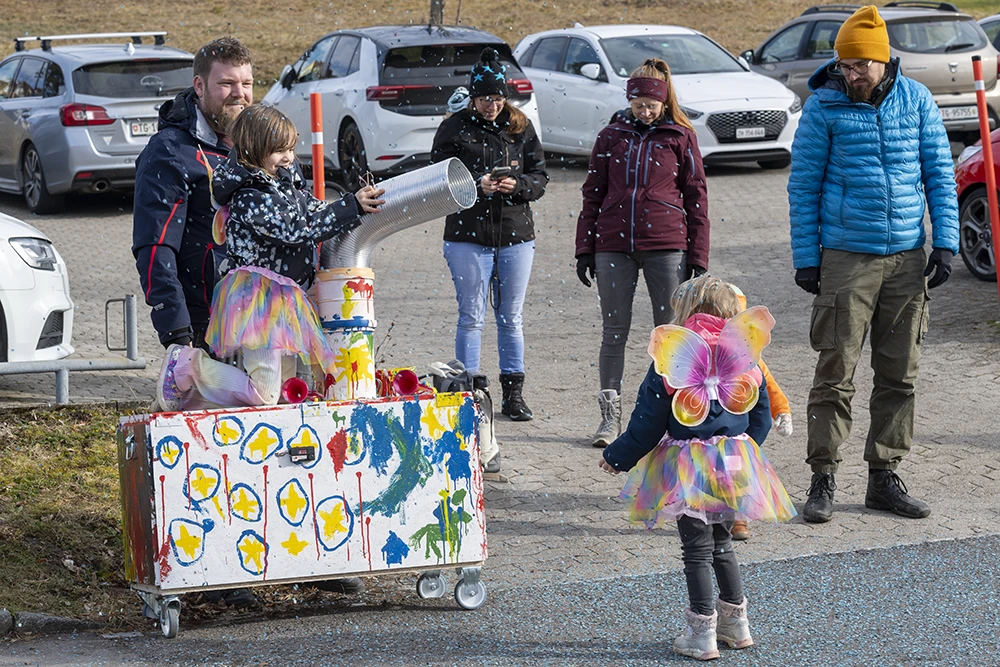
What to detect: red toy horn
<box><xmin>281</xmin><ymin>377</ymin><xmax>310</xmax><ymax>404</ymax></box>
<box><xmin>392</xmin><ymin>369</ymin><xmax>419</xmax><ymax>396</ymax></box>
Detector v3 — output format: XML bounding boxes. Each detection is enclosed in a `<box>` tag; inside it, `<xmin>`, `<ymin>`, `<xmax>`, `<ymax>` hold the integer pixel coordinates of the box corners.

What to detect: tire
<box><xmin>758</xmin><ymin>156</ymin><xmax>791</xmax><ymax>170</ymax></box>
<box><xmin>338</xmin><ymin>121</ymin><xmax>368</xmax><ymax>193</ymax></box>
<box><xmin>21</xmin><ymin>144</ymin><xmax>65</xmax><ymax>214</ymax></box>
<box><xmin>958</xmin><ymin>186</ymin><xmax>998</xmax><ymax>282</ymax></box>
<box><xmin>159</xmin><ymin>603</ymin><xmax>179</xmax><ymax>638</ymax></box>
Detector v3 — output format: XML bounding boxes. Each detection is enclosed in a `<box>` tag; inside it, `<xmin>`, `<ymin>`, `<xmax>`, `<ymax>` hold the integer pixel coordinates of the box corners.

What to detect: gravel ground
<box><xmin>3</xmin><ymin>534</ymin><xmax>997</xmax><ymax>666</ymax></box>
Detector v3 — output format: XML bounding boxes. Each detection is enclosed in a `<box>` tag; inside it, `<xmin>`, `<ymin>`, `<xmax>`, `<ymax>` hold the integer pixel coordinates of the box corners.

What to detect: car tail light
<box><xmin>507</xmin><ymin>78</ymin><xmax>533</xmax><ymax>95</ymax></box>
<box><xmin>60</xmin><ymin>103</ymin><xmax>115</xmax><ymax>127</ymax></box>
<box><xmin>366</xmin><ymin>85</ymin><xmax>433</xmax><ymax>101</ymax></box>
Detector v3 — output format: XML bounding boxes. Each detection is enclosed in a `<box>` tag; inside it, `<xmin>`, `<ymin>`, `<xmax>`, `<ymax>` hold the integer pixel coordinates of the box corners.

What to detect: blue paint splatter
<box><xmin>381</xmin><ymin>530</ymin><xmax>410</xmax><ymax>567</ymax></box>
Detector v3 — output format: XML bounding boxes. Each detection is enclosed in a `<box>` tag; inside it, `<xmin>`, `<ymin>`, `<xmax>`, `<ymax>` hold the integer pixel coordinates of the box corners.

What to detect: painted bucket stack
<box><xmin>315</xmin><ymin>267</ymin><xmax>376</xmax><ymax>400</ymax></box>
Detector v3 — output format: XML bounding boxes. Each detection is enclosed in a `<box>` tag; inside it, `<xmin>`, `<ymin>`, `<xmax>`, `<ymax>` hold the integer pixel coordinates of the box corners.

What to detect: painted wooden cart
<box><xmin>117</xmin><ymin>392</ymin><xmax>488</xmax><ymax>638</ymax></box>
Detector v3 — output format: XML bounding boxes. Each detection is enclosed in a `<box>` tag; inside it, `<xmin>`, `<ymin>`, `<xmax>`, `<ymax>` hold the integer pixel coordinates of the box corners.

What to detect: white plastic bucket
<box><xmin>323</xmin><ymin>327</ymin><xmax>376</xmax><ymax>401</ymax></box>
<box><xmin>315</xmin><ymin>267</ymin><xmax>376</xmax><ymax>330</ymax></box>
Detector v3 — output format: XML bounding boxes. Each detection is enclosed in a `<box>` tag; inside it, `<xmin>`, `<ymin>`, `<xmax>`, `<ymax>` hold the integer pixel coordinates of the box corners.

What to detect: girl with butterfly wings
<box><xmin>599</xmin><ymin>276</ymin><xmax>795</xmax><ymax>661</ymax></box>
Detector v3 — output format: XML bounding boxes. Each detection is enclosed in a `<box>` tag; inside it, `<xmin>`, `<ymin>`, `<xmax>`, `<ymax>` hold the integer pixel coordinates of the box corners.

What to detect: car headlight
<box><xmin>680</xmin><ymin>106</ymin><xmax>703</xmax><ymax>120</ymax></box>
<box><xmin>10</xmin><ymin>237</ymin><xmax>57</xmax><ymax>271</ymax></box>
<box><xmin>789</xmin><ymin>94</ymin><xmax>802</xmax><ymax>115</ymax></box>
<box><xmin>956</xmin><ymin>144</ymin><xmax>982</xmax><ymax>167</ymax></box>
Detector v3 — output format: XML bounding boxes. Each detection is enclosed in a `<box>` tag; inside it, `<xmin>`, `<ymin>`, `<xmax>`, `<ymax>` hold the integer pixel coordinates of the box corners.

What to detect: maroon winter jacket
<box><xmin>575</xmin><ymin>111</ymin><xmax>710</xmax><ymax>269</ymax></box>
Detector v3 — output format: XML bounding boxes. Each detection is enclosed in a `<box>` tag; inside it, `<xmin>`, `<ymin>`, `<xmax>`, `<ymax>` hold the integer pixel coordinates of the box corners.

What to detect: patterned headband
<box><xmin>626</xmin><ymin>77</ymin><xmax>670</xmax><ymax>102</ymax></box>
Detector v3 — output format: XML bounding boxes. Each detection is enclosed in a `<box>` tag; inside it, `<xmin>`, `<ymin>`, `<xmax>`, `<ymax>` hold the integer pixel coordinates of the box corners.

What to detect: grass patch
<box><xmin>0</xmin><ymin>405</ymin><xmax>138</xmax><ymax>626</ymax></box>
<box><xmin>0</xmin><ymin>1</ymin><xmax>993</xmax><ymax>100</ymax></box>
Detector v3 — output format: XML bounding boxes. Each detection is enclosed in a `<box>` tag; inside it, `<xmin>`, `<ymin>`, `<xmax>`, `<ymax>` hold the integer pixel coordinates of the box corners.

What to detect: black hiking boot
<box><xmin>499</xmin><ymin>373</ymin><xmax>532</xmax><ymax>421</ymax></box>
<box><xmin>865</xmin><ymin>470</ymin><xmax>931</xmax><ymax>518</ymax></box>
<box><xmin>803</xmin><ymin>472</ymin><xmax>836</xmax><ymax>523</ymax></box>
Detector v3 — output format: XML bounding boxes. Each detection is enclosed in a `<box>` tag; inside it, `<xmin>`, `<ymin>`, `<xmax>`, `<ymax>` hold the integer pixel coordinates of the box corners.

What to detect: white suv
<box><xmin>263</xmin><ymin>25</ymin><xmax>542</xmax><ymax>190</ymax></box>
<box><xmin>514</xmin><ymin>24</ymin><xmax>802</xmax><ymax>169</ymax></box>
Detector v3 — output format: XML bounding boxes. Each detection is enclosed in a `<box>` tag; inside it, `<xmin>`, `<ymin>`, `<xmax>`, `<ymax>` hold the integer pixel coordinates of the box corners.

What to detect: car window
<box><xmin>980</xmin><ymin>19</ymin><xmax>1000</xmax><ymax>49</ymax></box>
<box><xmin>600</xmin><ymin>34</ymin><xmax>743</xmax><ymax>77</ymax></box>
<box><xmin>805</xmin><ymin>20</ymin><xmax>842</xmax><ymax>60</ymax></box>
<box><xmin>297</xmin><ymin>36</ymin><xmax>337</xmax><ymax>83</ymax></box>
<box><xmin>0</xmin><ymin>58</ymin><xmax>21</xmax><ymax>99</ymax></box>
<box><xmin>761</xmin><ymin>23</ymin><xmax>808</xmax><ymax>63</ymax></box>
<box><xmin>562</xmin><ymin>38</ymin><xmax>601</xmax><ymax>76</ymax></box>
<box><xmin>72</xmin><ymin>60</ymin><xmax>192</xmax><ymax>98</ymax></box>
<box><xmin>9</xmin><ymin>57</ymin><xmax>47</xmax><ymax>98</ymax></box>
<box><xmin>327</xmin><ymin>35</ymin><xmax>360</xmax><ymax>78</ymax></box>
<box><xmin>41</xmin><ymin>62</ymin><xmax>65</xmax><ymax>98</ymax></box>
<box><xmin>528</xmin><ymin>38</ymin><xmax>567</xmax><ymax>72</ymax></box>
<box><xmin>888</xmin><ymin>18</ymin><xmax>986</xmax><ymax>53</ymax></box>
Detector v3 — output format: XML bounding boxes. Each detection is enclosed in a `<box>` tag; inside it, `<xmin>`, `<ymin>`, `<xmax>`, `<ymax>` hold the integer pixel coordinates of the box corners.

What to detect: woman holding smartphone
<box><xmin>431</xmin><ymin>48</ymin><xmax>548</xmax><ymax>421</ymax></box>
<box><xmin>575</xmin><ymin>58</ymin><xmax>710</xmax><ymax>447</ymax></box>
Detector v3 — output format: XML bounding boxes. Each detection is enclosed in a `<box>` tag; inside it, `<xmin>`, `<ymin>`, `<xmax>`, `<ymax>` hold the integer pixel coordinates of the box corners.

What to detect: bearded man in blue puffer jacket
<box><xmin>787</xmin><ymin>5</ymin><xmax>959</xmax><ymax>525</ymax></box>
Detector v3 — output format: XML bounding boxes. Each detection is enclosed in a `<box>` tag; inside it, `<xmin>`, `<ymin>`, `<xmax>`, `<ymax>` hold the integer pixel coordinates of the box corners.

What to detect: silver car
<box><xmin>0</xmin><ymin>32</ymin><xmax>193</xmax><ymax>214</ymax></box>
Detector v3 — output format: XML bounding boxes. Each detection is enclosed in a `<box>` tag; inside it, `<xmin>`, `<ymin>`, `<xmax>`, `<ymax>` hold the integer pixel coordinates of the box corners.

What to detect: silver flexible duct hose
<box><xmin>321</xmin><ymin>157</ymin><xmax>477</xmax><ymax>269</ymax></box>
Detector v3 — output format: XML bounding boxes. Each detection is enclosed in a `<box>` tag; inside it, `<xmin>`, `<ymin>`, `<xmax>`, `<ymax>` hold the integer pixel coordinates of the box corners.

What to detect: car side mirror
<box><xmin>280</xmin><ymin>64</ymin><xmax>295</xmax><ymax>89</ymax></box>
<box><xmin>580</xmin><ymin>63</ymin><xmax>602</xmax><ymax>80</ymax></box>
<box><xmin>740</xmin><ymin>49</ymin><xmax>755</xmax><ymax>65</ymax></box>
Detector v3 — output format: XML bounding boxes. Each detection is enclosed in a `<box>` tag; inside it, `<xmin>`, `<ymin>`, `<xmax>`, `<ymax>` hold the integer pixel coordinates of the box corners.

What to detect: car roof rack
<box><xmin>800</xmin><ymin>4</ymin><xmax>862</xmax><ymax>16</ymax></box>
<box><xmin>14</xmin><ymin>31</ymin><xmax>167</xmax><ymax>52</ymax></box>
<box><xmin>882</xmin><ymin>1</ymin><xmax>960</xmax><ymax>12</ymax></box>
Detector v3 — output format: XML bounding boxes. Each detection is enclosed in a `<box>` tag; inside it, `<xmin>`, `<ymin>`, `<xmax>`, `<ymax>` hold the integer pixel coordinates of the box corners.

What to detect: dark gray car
<box><xmin>741</xmin><ymin>3</ymin><xmax>1000</xmax><ymax>143</ymax></box>
<box><xmin>0</xmin><ymin>32</ymin><xmax>193</xmax><ymax>213</ymax></box>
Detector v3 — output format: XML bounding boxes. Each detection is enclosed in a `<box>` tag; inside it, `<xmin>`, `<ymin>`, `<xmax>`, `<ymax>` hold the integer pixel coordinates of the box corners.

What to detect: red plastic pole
<box><xmin>310</xmin><ymin>92</ymin><xmax>325</xmax><ymax>201</ymax></box>
<box><xmin>971</xmin><ymin>56</ymin><xmax>1000</xmax><ymax>299</ymax></box>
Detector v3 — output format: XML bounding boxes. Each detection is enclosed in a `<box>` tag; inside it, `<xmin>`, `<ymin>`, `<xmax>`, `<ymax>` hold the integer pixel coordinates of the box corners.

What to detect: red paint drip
<box><xmin>157</xmin><ymin>540</ymin><xmax>172</xmax><ymax>581</ymax></box>
<box><xmin>308</xmin><ymin>473</ymin><xmax>320</xmax><ymax>561</ymax></box>
<box><xmin>183</xmin><ymin>414</ymin><xmax>210</xmax><ymax>450</ymax></box>
<box><xmin>326</xmin><ymin>430</ymin><xmax>348</xmax><ymax>481</ymax></box>
<box><xmin>222</xmin><ymin>454</ymin><xmax>232</xmax><ymax>524</ymax></box>
<box><xmin>262</xmin><ymin>464</ymin><xmax>269</xmax><ymax>579</ymax></box>
<box><xmin>343</xmin><ymin>488</ymin><xmax>351</xmax><ymax>562</ymax></box>
<box><xmin>365</xmin><ymin>516</ymin><xmax>373</xmax><ymax>571</ymax></box>
<box><xmin>356</xmin><ymin>471</ymin><xmax>365</xmax><ymax>558</ymax></box>
<box><xmin>158</xmin><ymin>474</ymin><xmax>167</xmax><ymax>552</ymax></box>
<box><xmin>183</xmin><ymin>442</ymin><xmax>191</xmax><ymax>510</ymax></box>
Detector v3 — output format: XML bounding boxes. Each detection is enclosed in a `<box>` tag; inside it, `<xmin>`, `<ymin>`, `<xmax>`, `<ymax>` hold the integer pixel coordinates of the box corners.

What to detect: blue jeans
<box><xmin>443</xmin><ymin>241</ymin><xmax>534</xmax><ymax>374</ymax></box>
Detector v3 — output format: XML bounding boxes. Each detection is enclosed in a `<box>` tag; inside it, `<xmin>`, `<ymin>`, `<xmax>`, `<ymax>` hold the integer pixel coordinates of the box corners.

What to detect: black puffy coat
<box><xmin>431</xmin><ymin>108</ymin><xmax>548</xmax><ymax>247</ymax></box>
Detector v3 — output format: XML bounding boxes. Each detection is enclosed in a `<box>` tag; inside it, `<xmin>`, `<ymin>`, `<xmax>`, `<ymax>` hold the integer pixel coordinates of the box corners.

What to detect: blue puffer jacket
<box><xmin>788</xmin><ymin>60</ymin><xmax>959</xmax><ymax>269</ymax></box>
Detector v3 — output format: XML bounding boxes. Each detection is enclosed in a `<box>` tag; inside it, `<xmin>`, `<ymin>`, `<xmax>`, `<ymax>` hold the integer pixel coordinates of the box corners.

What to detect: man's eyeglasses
<box><xmin>835</xmin><ymin>60</ymin><xmax>874</xmax><ymax>76</ymax></box>
<box><xmin>476</xmin><ymin>96</ymin><xmax>506</xmax><ymax>106</ymax></box>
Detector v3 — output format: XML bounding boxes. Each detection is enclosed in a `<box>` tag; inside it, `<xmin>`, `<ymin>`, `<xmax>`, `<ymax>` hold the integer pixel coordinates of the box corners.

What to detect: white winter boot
<box><xmin>716</xmin><ymin>597</ymin><xmax>754</xmax><ymax>649</ymax></box>
<box><xmin>590</xmin><ymin>389</ymin><xmax>621</xmax><ymax>447</ymax></box>
<box><xmin>673</xmin><ymin>608</ymin><xmax>720</xmax><ymax>660</ymax></box>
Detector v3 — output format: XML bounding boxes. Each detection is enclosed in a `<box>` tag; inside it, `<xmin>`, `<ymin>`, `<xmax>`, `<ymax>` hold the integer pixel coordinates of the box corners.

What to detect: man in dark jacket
<box><xmin>132</xmin><ymin>36</ymin><xmax>254</xmax><ymax>350</ymax></box>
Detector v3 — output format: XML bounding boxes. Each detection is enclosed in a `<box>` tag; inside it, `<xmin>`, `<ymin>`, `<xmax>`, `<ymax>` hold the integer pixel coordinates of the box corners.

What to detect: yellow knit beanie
<box><xmin>834</xmin><ymin>5</ymin><xmax>890</xmax><ymax>63</ymax></box>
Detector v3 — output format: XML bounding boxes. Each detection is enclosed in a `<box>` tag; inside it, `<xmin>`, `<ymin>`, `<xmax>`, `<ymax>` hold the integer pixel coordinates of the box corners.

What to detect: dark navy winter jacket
<box><xmin>132</xmin><ymin>88</ymin><xmax>230</xmax><ymax>346</ymax></box>
<box><xmin>602</xmin><ymin>363</ymin><xmax>772</xmax><ymax>473</ymax></box>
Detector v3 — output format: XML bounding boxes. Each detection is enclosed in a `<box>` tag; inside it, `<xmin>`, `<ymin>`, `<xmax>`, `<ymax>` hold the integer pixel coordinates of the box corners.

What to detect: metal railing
<box><xmin>0</xmin><ymin>295</ymin><xmax>147</xmax><ymax>404</ymax></box>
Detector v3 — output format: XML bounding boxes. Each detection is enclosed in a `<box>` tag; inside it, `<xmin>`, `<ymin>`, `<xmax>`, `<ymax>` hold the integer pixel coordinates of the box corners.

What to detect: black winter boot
<box><xmin>865</xmin><ymin>470</ymin><xmax>931</xmax><ymax>518</ymax></box>
<box><xmin>499</xmin><ymin>373</ymin><xmax>532</xmax><ymax>421</ymax></box>
<box><xmin>802</xmin><ymin>472</ymin><xmax>836</xmax><ymax>523</ymax></box>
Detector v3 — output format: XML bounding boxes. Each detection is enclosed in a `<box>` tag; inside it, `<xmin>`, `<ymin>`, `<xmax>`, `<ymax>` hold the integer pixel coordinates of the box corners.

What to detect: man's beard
<box><xmin>846</xmin><ymin>79</ymin><xmax>877</xmax><ymax>103</ymax></box>
<box><xmin>202</xmin><ymin>99</ymin><xmax>245</xmax><ymax>136</ymax></box>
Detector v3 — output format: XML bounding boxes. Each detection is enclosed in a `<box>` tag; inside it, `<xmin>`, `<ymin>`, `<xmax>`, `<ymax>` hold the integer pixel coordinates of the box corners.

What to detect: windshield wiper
<box><xmin>944</xmin><ymin>43</ymin><xmax>974</xmax><ymax>52</ymax></box>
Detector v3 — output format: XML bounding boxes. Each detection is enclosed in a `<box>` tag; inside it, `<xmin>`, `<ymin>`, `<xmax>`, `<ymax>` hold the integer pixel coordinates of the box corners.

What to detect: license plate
<box><xmin>129</xmin><ymin>120</ymin><xmax>157</xmax><ymax>137</ymax></box>
<box><xmin>736</xmin><ymin>126</ymin><xmax>766</xmax><ymax>139</ymax></box>
<box><xmin>939</xmin><ymin>106</ymin><xmax>978</xmax><ymax>121</ymax></box>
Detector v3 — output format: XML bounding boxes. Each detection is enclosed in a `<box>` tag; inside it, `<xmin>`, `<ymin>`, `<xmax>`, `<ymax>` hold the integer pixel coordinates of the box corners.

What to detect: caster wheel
<box><xmin>416</xmin><ymin>572</ymin><xmax>447</xmax><ymax>599</ymax></box>
<box><xmin>454</xmin><ymin>578</ymin><xmax>487</xmax><ymax>610</ymax></box>
<box><xmin>159</xmin><ymin>604</ymin><xmax>180</xmax><ymax>639</ymax></box>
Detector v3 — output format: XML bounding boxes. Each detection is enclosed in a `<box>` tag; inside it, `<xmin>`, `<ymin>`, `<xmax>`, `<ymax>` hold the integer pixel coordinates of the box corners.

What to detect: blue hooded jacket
<box><xmin>787</xmin><ymin>59</ymin><xmax>959</xmax><ymax>270</ymax></box>
<box><xmin>131</xmin><ymin>88</ymin><xmax>230</xmax><ymax>345</ymax></box>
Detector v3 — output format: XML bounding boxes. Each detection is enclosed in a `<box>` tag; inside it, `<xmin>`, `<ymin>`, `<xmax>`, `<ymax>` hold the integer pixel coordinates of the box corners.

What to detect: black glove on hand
<box><xmin>795</xmin><ymin>267</ymin><xmax>821</xmax><ymax>295</ymax></box>
<box><xmin>924</xmin><ymin>248</ymin><xmax>953</xmax><ymax>289</ymax></box>
<box><xmin>576</xmin><ymin>254</ymin><xmax>596</xmax><ymax>287</ymax></box>
<box><xmin>687</xmin><ymin>264</ymin><xmax>707</xmax><ymax>280</ymax></box>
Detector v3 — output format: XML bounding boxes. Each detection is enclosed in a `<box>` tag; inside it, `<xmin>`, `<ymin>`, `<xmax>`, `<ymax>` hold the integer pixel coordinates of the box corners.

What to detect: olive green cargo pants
<box><xmin>806</xmin><ymin>248</ymin><xmax>930</xmax><ymax>474</ymax></box>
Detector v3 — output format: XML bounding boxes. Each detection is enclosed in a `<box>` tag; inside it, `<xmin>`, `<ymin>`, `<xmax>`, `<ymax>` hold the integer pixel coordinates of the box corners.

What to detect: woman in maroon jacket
<box><xmin>575</xmin><ymin>58</ymin><xmax>710</xmax><ymax>448</ymax></box>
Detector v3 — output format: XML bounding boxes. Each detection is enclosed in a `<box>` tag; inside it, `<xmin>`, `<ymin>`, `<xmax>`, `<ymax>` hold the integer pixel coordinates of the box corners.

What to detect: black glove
<box><xmin>795</xmin><ymin>267</ymin><xmax>821</xmax><ymax>295</ymax></box>
<box><xmin>576</xmin><ymin>254</ymin><xmax>596</xmax><ymax>287</ymax></box>
<box><xmin>162</xmin><ymin>328</ymin><xmax>194</xmax><ymax>348</ymax></box>
<box><xmin>687</xmin><ymin>264</ymin><xmax>707</xmax><ymax>280</ymax></box>
<box><xmin>924</xmin><ymin>248</ymin><xmax>953</xmax><ymax>289</ymax></box>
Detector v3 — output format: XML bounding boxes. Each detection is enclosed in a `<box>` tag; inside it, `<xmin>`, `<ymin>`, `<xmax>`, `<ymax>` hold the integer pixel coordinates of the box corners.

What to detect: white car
<box><xmin>262</xmin><ymin>25</ymin><xmax>543</xmax><ymax>190</ymax></box>
<box><xmin>514</xmin><ymin>24</ymin><xmax>802</xmax><ymax>169</ymax></box>
<box><xmin>0</xmin><ymin>212</ymin><xmax>73</xmax><ymax>362</ymax></box>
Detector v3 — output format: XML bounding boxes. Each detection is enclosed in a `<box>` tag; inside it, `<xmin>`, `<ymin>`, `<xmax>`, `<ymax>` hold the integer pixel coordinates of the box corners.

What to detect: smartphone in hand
<box><xmin>489</xmin><ymin>166</ymin><xmax>512</xmax><ymax>181</ymax></box>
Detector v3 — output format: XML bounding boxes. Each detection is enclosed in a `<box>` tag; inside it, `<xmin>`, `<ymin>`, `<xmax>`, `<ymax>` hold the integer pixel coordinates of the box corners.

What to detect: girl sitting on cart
<box><xmin>153</xmin><ymin>105</ymin><xmax>385</xmax><ymax>411</ymax></box>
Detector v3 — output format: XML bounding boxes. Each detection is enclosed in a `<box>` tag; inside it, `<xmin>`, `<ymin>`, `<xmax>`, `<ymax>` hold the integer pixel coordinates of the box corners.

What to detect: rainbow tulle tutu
<box><xmin>206</xmin><ymin>266</ymin><xmax>334</xmax><ymax>370</ymax></box>
<box><xmin>621</xmin><ymin>434</ymin><xmax>797</xmax><ymax>528</ymax></box>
